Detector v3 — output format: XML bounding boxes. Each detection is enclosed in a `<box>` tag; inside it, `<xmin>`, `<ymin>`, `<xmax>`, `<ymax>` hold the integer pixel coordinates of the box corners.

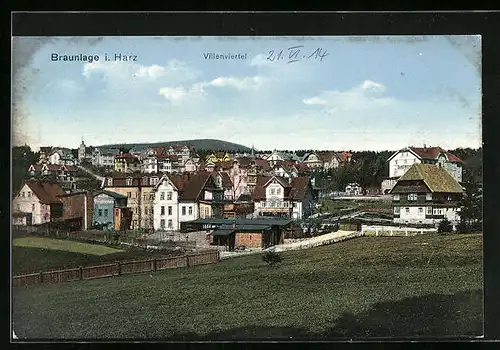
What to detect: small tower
<box><xmin>78</xmin><ymin>137</ymin><xmax>86</xmax><ymax>162</ymax></box>
<box><xmin>250</xmin><ymin>144</ymin><xmax>255</xmax><ymax>159</ymax></box>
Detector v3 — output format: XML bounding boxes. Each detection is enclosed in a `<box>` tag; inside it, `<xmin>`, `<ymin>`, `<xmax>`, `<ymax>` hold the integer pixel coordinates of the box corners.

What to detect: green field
<box><xmin>12</xmin><ymin>236</ymin><xmax>182</xmax><ymax>275</ymax></box>
<box><xmin>319</xmin><ymin>198</ymin><xmax>392</xmax><ymax>214</ymax></box>
<box><xmin>12</xmin><ymin>234</ymin><xmax>483</xmax><ymax>340</ymax></box>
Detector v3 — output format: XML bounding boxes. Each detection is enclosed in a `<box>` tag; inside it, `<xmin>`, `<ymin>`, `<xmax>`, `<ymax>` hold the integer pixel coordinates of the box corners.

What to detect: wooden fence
<box><xmin>12</xmin><ymin>250</ymin><xmax>220</xmax><ymax>288</ymax></box>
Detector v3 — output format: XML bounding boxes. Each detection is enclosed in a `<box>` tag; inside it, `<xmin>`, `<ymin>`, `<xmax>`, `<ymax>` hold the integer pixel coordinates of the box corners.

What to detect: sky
<box><xmin>12</xmin><ymin>35</ymin><xmax>482</xmax><ymax>152</ymax></box>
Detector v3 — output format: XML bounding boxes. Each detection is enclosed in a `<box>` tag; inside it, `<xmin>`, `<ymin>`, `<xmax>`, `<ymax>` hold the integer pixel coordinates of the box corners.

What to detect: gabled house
<box><xmin>317</xmin><ymin>151</ymin><xmax>341</xmax><ymax>170</ymax></box>
<box><xmin>101</xmin><ymin>174</ymin><xmax>159</xmax><ymax>230</ymax></box>
<box><xmin>252</xmin><ymin>175</ymin><xmax>315</xmax><ymax>220</ymax></box>
<box><xmin>205</xmin><ymin>152</ymin><xmax>231</xmax><ymax>163</ymax></box>
<box><xmin>93</xmin><ymin>190</ymin><xmax>131</xmax><ymax>231</ymax></box>
<box><xmin>92</xmin><ymin>148</ymin><xmax>119</xmax><ymax>168</ymax></box>
<box><xmin>345</xmin><ymin>183</ymin><xmax>363</xmax><ymax>196</ymax></box>
<box><xmin>389</xmin><ymin>163</ymin><xmax>464</xmax><ymax>226</ymax></box>
<box><xmin>114</xmin><ymin>153</ymin><xmax>141</xmax><ymax>173</ymax></box>
<box><xmin>183</xmin><ymin>158</ymin><xmax>199</xmax><ymax>173</ymax></box>
<box><xmin>167</xmin><ymin>144</ymin><xmax>191</xmax><ymax>163</ymax></box>
<box><xmin>382</xmin><ymin>146</ymin><xmax>463</xmax><ymax>194</ymax></box>
<box><xmin>301</xmin><ymin>152</ymin><xmax>324</xmax><ymax>169</ymax></box>
<box><xmin>152</xmin><ymin>172</ymin><xmax>225</xmax><ymax>231</ymax></box>
<box><xmin>27</xmin><ymin>164</ymin><xmax>78</xmax><ymax>191</ymax></box>
<box><xmin>12</xmin><ymin>180</ymin><xmax>65</xmax><ymax>225</ymax></box>
<box><xmin>265</xmin><ymin>150</ymin><xmax>301</xmax><ymax>167</ymax></box>
<box><xmin>48</xmin><ymin>148</ymin><xmax>76</xmax><ymax>166</ymax></box>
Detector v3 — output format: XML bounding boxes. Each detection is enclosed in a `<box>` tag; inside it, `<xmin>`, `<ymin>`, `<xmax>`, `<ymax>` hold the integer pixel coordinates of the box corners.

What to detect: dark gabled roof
<box><xmin>390</xmin><ymin>163</ymin><xmax>464</xmax><ymax>194</ymax></box>
<box><xmin>218</xmin><ymin>171</ymin><xmax>233</xmax><ymax>188</ymax></box>
<box><xmin>236</xmin><ymin>193</ymin><xmax>252</xmax><ymax>202</ymax></box>
<box><xmin>288</xmin><ymin>177</ymin><xmax>311</xmax><ymax>200</ymax></box>
<box><xmin>211</xmin><ymin>229</ymin><xmax>236</xmax><ymax>236</ymax></box>
<box><xmin>23</xmin><ymin>180</ymin><xmax>65</xmax><ymax>204</ymax></box>
<box><xmin>178</xmin><ymin>172</ymin><xmax>212</xmax><ymax>201</ymax></box>
<box><xmin>94</xmin><ymin>190</ymin><xmax>128</xmax><ymax>199</ymax></box>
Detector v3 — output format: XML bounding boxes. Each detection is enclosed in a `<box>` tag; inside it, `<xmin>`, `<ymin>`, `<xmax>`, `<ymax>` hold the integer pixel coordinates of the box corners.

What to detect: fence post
<box><xmin>117</xmin><ymin>262</ymin><xmax>121</xmax><ymax>275</ymax></box>
<box><xmin>217</xmin><ymin>250</ymin><xmax>220</xmax><ymax>262</ymax></box>
<box><xmin>186</xmin><ymin>254</ymin><xmax>190</xmax><ymax>267</ymax></box>
<box><xmin>79</xmin><ymin>266</ymin><xmax>83</xmax><ymax>280</ymax></box>
<box><xmin>153</xmin><ymin>258</ymin><xmax>157</xmax><ymax>272</ymax></box>
<box><xmin>40</xmin><ymin>271</ymin><xmax>44</xmax><ymax>284</ymax></box>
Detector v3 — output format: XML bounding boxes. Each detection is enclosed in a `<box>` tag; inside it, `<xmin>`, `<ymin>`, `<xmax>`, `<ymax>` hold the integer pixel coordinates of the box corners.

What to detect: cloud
<box><xmin>303</xmin><ymin>80</ymin><xmax>395</xmax><ymax>111</ymax></box>
<box><xmin>361</xmin><ymin>80</ymin><xmax>386</xmax><ymax>92</ymax></box>
<box><xmin>302</xmin><ymin>96</ymin><xmax>328</xmax><ymax>105</ymax></box>
<box><xmin>82</xmin><ymin>59</ymin><xmax>200</xmax><ymax>83</ymax></box>
<box><xmin>207</xmin><ymin>75</ymin><xmax>266</xmax><ymax>90</ymax></box>
<box><xmin>158</xmin><ymin>82</ymin><xmax>208</xmax><ymax>102</ymax></box>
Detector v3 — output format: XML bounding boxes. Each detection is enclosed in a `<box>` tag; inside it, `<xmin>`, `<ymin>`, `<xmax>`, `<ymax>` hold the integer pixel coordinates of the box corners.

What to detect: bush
<box><xmin>438</xmin><ymin>218</ymin><xmax>453</xmax><ymax>233</ymax></box>
<box><xmin>262</xmin><ymin>250</ymin><xmax>282</xmax><ymax>267</ymax></box>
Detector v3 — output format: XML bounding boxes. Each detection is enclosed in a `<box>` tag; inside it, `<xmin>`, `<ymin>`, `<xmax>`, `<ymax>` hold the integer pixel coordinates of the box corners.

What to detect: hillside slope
<box><xmin>96</xmin><ymin>139</ymin><xmax>252</xmax><ymax>152</ymax></box>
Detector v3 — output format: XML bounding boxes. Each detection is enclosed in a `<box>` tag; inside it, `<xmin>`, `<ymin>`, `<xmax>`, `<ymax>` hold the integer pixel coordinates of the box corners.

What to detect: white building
<box><xmin>389</xmin><ymin>163</ymin><xmax>464</xmax><ymax>226</ymax></box>
<box><xmin>382</xmin><ymin>146</ymin><xmax>464</xmax><ymax>194</ymax></box>
<box><xmin>251</xmin><ymin>176</ymin><xmax>315</xmax><ymax>220</ymax></box>
<box><xmin>48</xmin><ymin>149</ymin><xmax>76</xmax><ymax>166</ymax></box>
<box><xmin>92</xmin><ymin>148</ymin><xmax>118</xmax><ymax>168</ymax></box>
<box><xmin>12</xmin><ymin>181</ymin><xmax>65</xmax><ymax>225</ymax></box>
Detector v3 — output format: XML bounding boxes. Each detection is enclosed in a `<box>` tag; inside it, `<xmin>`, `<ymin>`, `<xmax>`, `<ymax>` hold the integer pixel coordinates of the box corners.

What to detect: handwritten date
<box><xmin>267</xmin><ymin>46</ymin><xmax>329</xmax><ymax>63</ymax></box>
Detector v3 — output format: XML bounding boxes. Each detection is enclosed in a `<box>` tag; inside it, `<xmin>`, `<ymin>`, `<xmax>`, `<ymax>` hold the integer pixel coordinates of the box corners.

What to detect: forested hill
<box><xmin>96</xmin><ymin>139</ymin><xmax>252</xmax><ymax>153</ymax></box>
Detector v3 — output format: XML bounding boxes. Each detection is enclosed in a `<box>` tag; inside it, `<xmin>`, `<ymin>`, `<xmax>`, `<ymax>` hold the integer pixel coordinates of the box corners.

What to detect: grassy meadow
<box><xmin>12</xmin><ymin>233</ymin><xmax>483</xmax><ymax>340</ymax></box>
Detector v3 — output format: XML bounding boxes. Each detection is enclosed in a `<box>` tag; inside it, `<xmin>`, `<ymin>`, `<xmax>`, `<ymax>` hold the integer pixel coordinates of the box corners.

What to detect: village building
<box><xmin>264</xmin><ymin>150</ymin><xmax>301</xmax><ymax>167</ymax></box>
<box><xmin>27</xmin><ymin>163</ymin><xmax>78</xmax><ymax>191</ymax></box>
<box><xmin>252</xmin><ymin>175</ymin><xmax>316</xmax><ymax>220</ymax></box>
<box><xmin>389</xmin><ymin>163</ymin><xmax>464</xmax><ymax>226</ymax></box>
<box><xmin>92</xmin><ymin>148</ymin><xmax>119</xmax><ymax>168</ymax></box>
<box><xmin>152</xmin><ymin>172</ymin><xmax>226</xmax><ymax>231</ymax></box>
<box><xmin>55</xmin><ymin>190</ymin><xmax>92</xmax><ymax>231</ymax></box>
<box><xmin>205</xmin><ymin>151</ymin><xmax>231</xmax><ymax>163</ymax></box>
<box><xmin>382</xmin><ymin>146</ymin><xmax>463</xmax><ymax>194</ymax></box>
<box><xmin>92</xmin><ymin>190</ymin><xmax>131</xmax><ymax>231</ymax></box>
<box><xmin>77</xmin><ymin>139</ymin><xmax>94</xmax><ymax>164</ymax></box>
<box><xmin>167</xmin><ymin>144</ymin><xmax>191</xmax><ymax>164</ymax></box>
<box><xmin>47</xmin><ymin>148</ymin><xmax>76</xmax><ymax>166</ymax></box>
<box><xmin>100</xmin><ymin>174</ymin><xmax>158</xmax><ymax>230</ymax></box>
<box><xmin>181</xmin><ymin>217</ymin><xmax>295</xmax><ymax>251</ymax></box>
<box><xmin>114</xmin><ymin>153</ymin><xmax>141</xmax><ymax>173</ymax></box>
<box><xmin>12</xmin><ymin>180</ymin><xmax>65</xmax><ymax>226</ymax></box>
<box><xmin>345</xmin><ymin>183</ymin><xmax>363</xmax><ymax>196</ymax></box>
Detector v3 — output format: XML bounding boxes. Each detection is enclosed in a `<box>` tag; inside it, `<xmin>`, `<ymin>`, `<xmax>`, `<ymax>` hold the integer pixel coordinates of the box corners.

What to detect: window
<box><xmin>27</xmin><ymin>191</ymin><xmax>31</xmax><ymax>198</ymax></box>
<box><xmin>16</xmin><ymin>204</ymin><xmax>20</xmax><ymax>211</ymax></box>
<box><xmin>403</xmin><ymin>159</ymin><xmax>407</xmax><ymax>164</ymax></box>
<box><xmin>426</xmin><ymin>207</ymin><xmax>433</xmax><ymax>215</ymax></box>
<box><xmin>167</xmin><ymin>192</ymin><xmax>172</xmax><ymax>200</ymax></box>
<box><xmin>161</xmin><ymin>206</ymin><xmax>165</xmax><ymax>215</ymax></box>
<box><xmin>205</xmin><ymin>208</ymin><xmax>210</xmax><ymax>217</ymax></box>
<box><xmin>447</xmin><ymin>195</ymin><xmax>452</xmax><ymax>201</ymax></box>
<box><xmin>189</xmin><ymin>206</ymin><xmax>193</xmax><ymax>215</ymax></box>
<box><xmin>151</xmin><ymin>207</ymin><xmax>154</xmax><ymax>215</ymax></box>
<box><xmin>393</xmin><ymin>194</ymin><xmax>400</xmax><ymax>201</ymax></box>
<box><xmin>182</xmin><ymin>206</ymin><xmax>186</xmax><ymax>216</ymax></box>
<box><xmin>405</xmin><ymin>207</ymin><xmax>410</xmax><ymax>214</ymax></box>
<box><xmin>22</xmin><ymin>192</ymin><xmax>25</xmax><ymax>198</ymax></box>
<box><xmin>108</xmin><ymin>178</ymin><xmax>113</xmax><ymax>186</ymax></box>
<box><xmin>149</xmin><ymin>193</ymin><xmax>155</xmax><ymax>200</ymax></box>
<box><xmin>394</xmin><ymin>206</ymin><xmax>400</xmax><ymax>214</ymax></box>
<box><xmin>144</xmin><ymin>207</ymin><xmax>148</xmax><ymax>215</ymax></box>
<box><xmin>127</xmin><ymin>192</ymin><xmax>132</xmax><ymax>198</ymax></box>
<box><xmin>426</xmin><ymin>193</ymin><xmax>432</xmax><ymax>201</ymax></box>
<box><xmin>98</xmin><ymin>209</ymin><xmax>103</xmax><ymax>217</ymax></box>
<box><xmin>418</xmin><ymin>207</ymin><xmax>423</xmax><ymax>213</ymax></box>
<box><xmin>160</xmin><ymin>192</ymin><xmax>165</xmax><ymax>200</ymax></box>
<box><xmin>276</xmin><ymin>188</ymin><xmax>281</xmax><ymax>195</ymax></box>
<box><xmin>104</xmin><ymin>209</ymin><xmax>108</xmax><ymax>216</ymax></box>
<box><xmin>408</xmin><ymin>193</ymin><xmax>417</xmax><ymax>201</ymax></box>
<box><xmin>160</xmin><ymin>219</ymin><xmax>165</xmax><ymax>229</ymax></box>
<box><xmin>168</xmin><ymin>206</ymin><xmax>172</xmax><ymax>215</ymax></box>
<box><xmin>167</xmin><ymin>219</ymin><xmax>173</xmax><ymax>228</ymax></box>
<box><xmin>270</xmin><ymin>188</ymin><xmax>275</xmax><ymax>195</ymax></box>
<box><xmin>126</xmin><ymin>178</ymin><xmax>133</xmax><ymax>186</ymax></box>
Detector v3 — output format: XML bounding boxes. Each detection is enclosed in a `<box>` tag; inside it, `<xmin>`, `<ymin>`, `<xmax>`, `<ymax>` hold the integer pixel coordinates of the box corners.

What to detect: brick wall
<box><xmin>235</xmin><ymin>232</ymin><xmax>262</xmax><ymax>248</ymax></box>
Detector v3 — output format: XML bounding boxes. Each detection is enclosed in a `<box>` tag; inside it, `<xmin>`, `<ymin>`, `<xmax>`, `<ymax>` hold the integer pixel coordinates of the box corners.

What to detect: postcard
<box><xmin>11</xmin><ymin>34</ymin><xmax>483</xmax><ymax>341</ymax></box>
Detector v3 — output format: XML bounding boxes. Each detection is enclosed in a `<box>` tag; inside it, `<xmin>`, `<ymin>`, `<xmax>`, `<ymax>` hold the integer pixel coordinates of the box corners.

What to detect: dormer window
<box><xmin>143</xmin><ymin>177</ymin><xmax>149</xmax><ymax>186</ymax></box>
<box><xmin>126</xmin><ymin>178</ymin><xmax>133</xmax><ymax>186</ymax></box>
<box><xmin>393</xmin><ymin>194</ymin><xmax>400</xmax><ymax>201</ymax></box>
<box><xmin>107</xmin><ymin>178</ymin><xmax>113</xmax><ymax>186</ymax></box>
<box><xmin>426</xmin><ymin>193</ymin><xmax>432</xmax><ymax>201</ymax></box>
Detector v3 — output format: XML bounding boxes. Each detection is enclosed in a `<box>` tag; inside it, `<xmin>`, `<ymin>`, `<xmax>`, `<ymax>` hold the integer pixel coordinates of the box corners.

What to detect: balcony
<box><xmin>261</xmin><ymin>200</ymin><xmax>293</xmax><ymax>212</ymax></box>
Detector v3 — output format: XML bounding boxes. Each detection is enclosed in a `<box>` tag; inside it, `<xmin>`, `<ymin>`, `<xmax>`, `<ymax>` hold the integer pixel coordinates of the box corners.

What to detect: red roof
<box><xmin>151</xmin><ymin>146</ymin><xmax>167</xmax><ymax>156</ymax></box>
<box><xmin>24</xmin><ymin>180</ymin><xmax>65</xmax><ymax>204</ymax></box>
<box><xmin>409</xmin><ymin>147</ymin><xmax>463</xmax><ymax>163</ymax></box>
<box><xmin>252</xmin><ymin>175</ymin><xmax>311</xmax><ymax>201</ymax></box>
<box><xmin>115</xmin><ymin>153</ymin><xmax>139</xmax><ymax>160</ymax></box>
<box><xmin>338</xmin><ymin>152</ymin><xmax>352</xmax><ymax>162</ymax></box>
